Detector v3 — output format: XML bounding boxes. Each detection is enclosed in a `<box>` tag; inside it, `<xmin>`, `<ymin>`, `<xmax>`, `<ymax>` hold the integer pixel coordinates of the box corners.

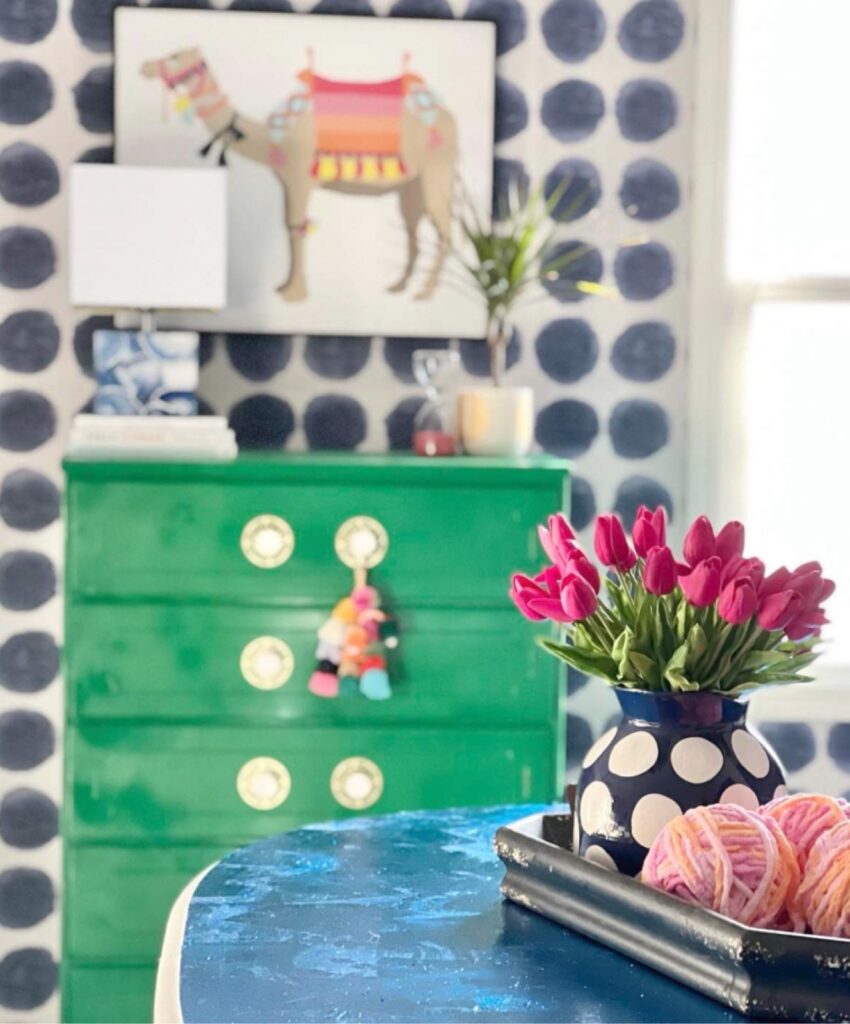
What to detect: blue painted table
<box><xmin>175</xmin><ymin>806</ymin><xmax>743</xmax><ymax>1023</ymax></box>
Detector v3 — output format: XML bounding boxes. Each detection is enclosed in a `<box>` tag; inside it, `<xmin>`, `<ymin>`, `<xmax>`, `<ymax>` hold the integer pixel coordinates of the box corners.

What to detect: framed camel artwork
<box><xmin>114</xmin><ymin>8</ymin><xmax>495</xmax><ymax>338</ymax></box>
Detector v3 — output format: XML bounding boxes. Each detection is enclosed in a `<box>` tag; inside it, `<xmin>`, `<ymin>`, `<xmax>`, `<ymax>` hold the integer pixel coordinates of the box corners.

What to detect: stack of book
<box><xmin>67</xmin><ymin>415</ymin><xmax>238</xmax><ymax>460</ymax></box>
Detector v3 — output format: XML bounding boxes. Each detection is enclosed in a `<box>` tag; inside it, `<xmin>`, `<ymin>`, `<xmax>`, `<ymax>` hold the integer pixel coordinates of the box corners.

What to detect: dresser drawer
<box><xmin>67</xmin><ymin>475</ymin><xmax>560</xmax><ymax>605</ymax></box>
<box><xmin>67</xmin><ymin>604</ymin><xmax>559</xmax><ymax>726</ymax></box>
<box><xmin>63</xmin><ymin>964</ymin><xmax>155</xmax><ymax>1024</ymax></box>
<box><xmin>65</xmin><ymin>844</ymin><xmax>225</xmax><ymax>963</ymax></box>
<box><xmin>67</xmin><ymin>723</ymin><xmax>557</xmax><ymax>843</ymax></box>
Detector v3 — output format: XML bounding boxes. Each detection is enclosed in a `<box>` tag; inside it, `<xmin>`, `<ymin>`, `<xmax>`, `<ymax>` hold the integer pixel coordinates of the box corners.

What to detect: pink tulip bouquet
<box><xmin>511</xmin><ymin>508</ymin><xmax>835</xmax><ymax>695</ymax></box>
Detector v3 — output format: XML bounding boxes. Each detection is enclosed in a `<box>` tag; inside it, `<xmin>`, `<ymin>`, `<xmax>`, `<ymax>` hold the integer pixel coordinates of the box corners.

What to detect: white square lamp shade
<box><xmin>69</xmin><ymin>165</ymin><xmax>227</xmax><ymax>311</ymax></box>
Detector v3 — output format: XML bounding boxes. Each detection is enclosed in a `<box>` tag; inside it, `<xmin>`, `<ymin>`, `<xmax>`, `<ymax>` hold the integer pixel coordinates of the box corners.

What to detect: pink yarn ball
<box><xmin>642</xmin><ymin>803</ymin><xmax>803</xmax><ymax>931</ymax></box>
<box><xmin>759</xmin><ymin>793</ymin><xmax>848</xmax><ymax>871</ymax></box>
<box><xmin>798</xmin><ymin>819</ymin><xmax>850</xmax><ymax>937</ymax></box>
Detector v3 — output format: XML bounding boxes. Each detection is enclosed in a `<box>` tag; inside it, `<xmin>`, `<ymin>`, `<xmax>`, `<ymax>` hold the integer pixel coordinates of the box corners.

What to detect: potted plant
<box><xmin>453</xmin><ymin>180</ymin><xmax>598</xmax><ymax>457</ymax></box>
<box><xmin>511</xmin><ymin>507</ymin><xmax>835</xmax><ymax>876</ymax></box>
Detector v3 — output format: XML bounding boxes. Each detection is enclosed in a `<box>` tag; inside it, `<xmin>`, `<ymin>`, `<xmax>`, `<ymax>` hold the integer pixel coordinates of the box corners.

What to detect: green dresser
<box><xmin>62</xmin><ymin>454</ymin><xmax>569</xmax><ymax>1023</ymax></box>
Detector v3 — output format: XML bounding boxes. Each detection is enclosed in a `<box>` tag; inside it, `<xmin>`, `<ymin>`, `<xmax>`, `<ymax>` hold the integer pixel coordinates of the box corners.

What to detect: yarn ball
<box><xmin>798</xmin><ymin>819</ymin><xmax>850</xmax><ymax>937</ymax></box>
<box><xmin>642</xmin><ymin>803</ymin><xmax>803</xmax><ymax>931</ymax></box>
<box><xmin>759</xmin><ymin>793</ymin><xmax>848</xmax><ymax>871</ymax></box>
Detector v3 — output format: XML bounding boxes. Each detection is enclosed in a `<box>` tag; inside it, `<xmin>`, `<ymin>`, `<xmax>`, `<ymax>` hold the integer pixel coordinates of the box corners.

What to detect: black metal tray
<box><xmin>495</xmin><ymin>811</ymin><xmax>850</xmax><ymax>1022</ymax></box>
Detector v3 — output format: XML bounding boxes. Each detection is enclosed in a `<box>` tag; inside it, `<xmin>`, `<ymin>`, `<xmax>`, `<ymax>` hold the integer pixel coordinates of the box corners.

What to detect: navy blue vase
<box><xmin>575</xmin><ymin>688</ymin><xmax>786</xmax><ymax>876</ymax></box>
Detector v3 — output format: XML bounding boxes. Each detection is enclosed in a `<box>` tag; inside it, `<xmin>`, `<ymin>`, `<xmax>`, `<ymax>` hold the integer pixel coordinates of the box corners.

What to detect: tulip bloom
<box><xmin>537</xmin><ymin>513</ymin><xmax>575</xmax><ymax>569</ymax></box>
<box><xmin>560</xmin><ymin>574</ymin><xmax>598</xmax><ymax>622</ymax></box>
<box><xmin>594</xmin><ymin>514</ymin><xmax>636</xmax><ymax>572</ymax></box>
<box><xmin>683</xmin><ymin>515</ymin><xmax>716</xmax><ymax>566</ymax></box>
<box><xmin>632</xmin><ymin>505</ymin><xmax>667</xmax><ymax>558</ymax></box>
<box><xmin>718</xmin><ymin>577</ymin><xmax>758</xmax><ymax>624</ymax></box>
<box><xmin>679</xmin><ymin>556</ymin><xmax>722</xmax><ymax>607</ymax></box>
<box><xmin>715</xmin><ymin>521</ymin><xmax>745</xmax><ymax>565</ymax></box>
<box><xmin>643</xmin><ymin>545</ymin><xmax>677</xmax><ymax>596</ymax></box>
<box><xmin>759</xmin><ymin>566</ymin><xmax>792</xmax><ymax>599</ymax></box>
<box><xmin>758</xmin><ymin>590</ymin><xmax>802</xmax><ymax>632</ymax></box>
<box><xmin>721</xmin><ymin>555</ymin><xmax>765</xmax><ymax>589</ymax></box>
<box><xmin>510</xmin><ymin>567</ymin><xmax>571</xmax><ymax>623</ymax></box>
<box><xmin>563</xmin><ymin>549</ymin><xmax>601</xmax><ymax>593</ymax></box>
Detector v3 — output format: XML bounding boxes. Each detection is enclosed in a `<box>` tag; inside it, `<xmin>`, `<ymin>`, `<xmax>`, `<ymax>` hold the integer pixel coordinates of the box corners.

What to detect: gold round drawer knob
<box><xmin>240</xmin><ymin>637</ymin><xmax>294</xmax><ymax>690</ymax></box>
<box><xmin>335</xmin><ymin>516</ymin><xmax>388</xmax><ymax>570</ymax></box>
<box><xmin>237</xmin><ymin>757</ymin><xmax>291</xmax><ymax>810</ymax></box>
<box><xmin>330</xmin><ymin>756</ymin><xmax>384</xmax><ymax>810</ymax></box>
<box><xmin>240</xmin><ymin>514</ymin><xmax>295</xmax><ymax>569</ymax></box>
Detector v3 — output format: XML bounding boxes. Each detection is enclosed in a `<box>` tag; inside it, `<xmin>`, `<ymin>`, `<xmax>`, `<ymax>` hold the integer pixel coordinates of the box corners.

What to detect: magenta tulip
<box><xmin>510</xmin><ymin>573</ymin><xmax>547</xmax><ymax>621</ymax></box>
<box><xmin>718</xmin><ymin>577</ymin><xmax>758</xmax><ymax>624</ymax></box>
<box><xmin>683</xmin><ymin>515</ymin><xmax>716</xmax><ymax>567</ymax></box>
<box><xmin>757</xmin><ymin>590</ymin><xmax>803</xmax><ymax>632</ymax></box>
<box><xmin>593</xmin><ymin>514</ymin><xmax>636</xmax><ymax>572</ymax></box>
<box><xmin>721</xmin><ymin>555</ymin><xmax>765</xmax><ymax>589</ymax></box>
<box><xmin>715</xmin><ymin>520</ymin><xmax>745</xmax><ymax>565</ymax></box>
<box><xmin>537</xmin><ymin>513</ymin><xmax>575</xmax><ymax>569</ymax></box>
<box><xmin>679</xmin><ymin>556</ymin><xmax>722</xmax><ymax>607</ymax></box>
<box><xmin>643</xmin><ymin>545</ymin><xmax>677</xmax><ymax>596</ymax></box>
<box><xmin>563</xmin><ymin>549</ymin><xmax>601</xmax><ymax>592</ymax></box>
<box><xmin>786</xmin><ymin>614</ymin><xmax>828</xmax><ymax>641</ymax></box>
<box><xmin>632</xmin><ymin>505</ymin><xmax>667</xmax><ymax>558</ymax></box>
<box><xmin>759</xmin><ymin>566</ymin><xmax>792</xmax><ymax>599</ymax></box>
<box><xmin>560</xmin><ymin>574</ymin><xmax>598</xmax><ymax>622</ymax></box>
<box><xmin>510</xmin><ymin>567</ymin><xmax>571</xmax><ymax>623</ymax></box>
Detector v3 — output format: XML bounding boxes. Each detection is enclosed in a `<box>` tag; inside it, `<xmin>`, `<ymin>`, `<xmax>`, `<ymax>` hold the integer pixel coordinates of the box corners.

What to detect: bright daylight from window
<box><xmin>727</xmin><ymin>1</ymin><xmax>850</xmax><ymax>668</ymax></box>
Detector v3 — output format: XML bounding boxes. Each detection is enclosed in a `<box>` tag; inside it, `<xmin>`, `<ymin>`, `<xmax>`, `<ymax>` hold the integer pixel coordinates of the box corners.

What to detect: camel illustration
<box><xmin>141</xmin><ymin>49</ymin><xmax>458</xmax><ymax>302</ymax></box>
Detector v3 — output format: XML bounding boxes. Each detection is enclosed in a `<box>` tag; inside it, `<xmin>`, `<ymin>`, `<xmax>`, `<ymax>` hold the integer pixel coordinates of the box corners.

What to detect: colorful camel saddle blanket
<box><xmin>292</xmin><ymin>69</ymin><xmax>433</xmax><ymax>183</ymax></box>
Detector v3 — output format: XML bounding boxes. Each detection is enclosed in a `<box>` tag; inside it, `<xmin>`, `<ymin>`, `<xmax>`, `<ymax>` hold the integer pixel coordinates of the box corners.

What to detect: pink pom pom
<box><xmin>798</xmin><ymin>819</ymin><xmax>850</xmax><ymax>937</ymax></box>
<box><xmin>758</xmin><ymin>792</ymin><xmax>848</xmax><ymax>871</ymax></box>
<box><xmin>308</xmin><ymin>671</ymin><xmax>339</xmax><ymax>698</ymax></box>
<box><xmin>642</xmin><ymin>803</ymin><xmax>803</xmax><ymax>931</ymax></box>
<box><xmin>352</xmin><ymin>585</ymin><xmax>377</xmax><ymax>611</ymax></box>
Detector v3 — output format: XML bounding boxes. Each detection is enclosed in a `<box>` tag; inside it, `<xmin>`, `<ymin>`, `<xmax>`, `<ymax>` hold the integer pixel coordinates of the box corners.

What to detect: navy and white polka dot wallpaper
<box><xmin>1</xmin><ymin>1</ymin><xmax>848</xmax><ymax>1018</ymax></box>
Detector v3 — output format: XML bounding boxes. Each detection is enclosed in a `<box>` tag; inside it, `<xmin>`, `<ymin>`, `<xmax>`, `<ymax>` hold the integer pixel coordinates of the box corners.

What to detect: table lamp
<box><xmin>69</xmin><ymin>164</ymin><xmax>227</xmax><ymax>415</ymax></box>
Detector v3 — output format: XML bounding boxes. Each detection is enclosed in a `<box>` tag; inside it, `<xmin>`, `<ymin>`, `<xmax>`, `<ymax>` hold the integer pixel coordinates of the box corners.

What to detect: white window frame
<box><xmin>687</xmin><ymin>1</ymin><xmax>847</xmax><ymax>721</ymax></box>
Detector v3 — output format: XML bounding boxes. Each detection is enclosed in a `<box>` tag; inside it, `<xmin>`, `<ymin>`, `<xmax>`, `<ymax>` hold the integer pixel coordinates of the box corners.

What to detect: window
<box><xmin>695</xmin><ymin>1</ymin><xmax>850</xmax><ymax>678</ymax></box>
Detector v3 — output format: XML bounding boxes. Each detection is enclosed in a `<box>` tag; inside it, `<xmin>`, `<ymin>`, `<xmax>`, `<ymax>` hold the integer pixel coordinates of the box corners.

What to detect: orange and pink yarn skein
<box><xmin>642</xmin><ymin>803</ymin><xmax>803</xmax><ymax>931</ymax></box>
<box><xmin>758</xmin><ymin>793</ymin><xmax>849</xmax><ymax>871</ymax></box>
<box><xmin>798</xmin><ymin>818</ymin><xmax>850</xmax><ymax>938</ymax></box>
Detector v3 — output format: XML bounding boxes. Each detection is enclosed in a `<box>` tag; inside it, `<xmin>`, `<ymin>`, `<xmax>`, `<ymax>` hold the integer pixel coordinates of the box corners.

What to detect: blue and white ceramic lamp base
<box><xmin>93</xmin><ymin>329</ymin><xmax>199</xmax><ymax>415</ymax></box>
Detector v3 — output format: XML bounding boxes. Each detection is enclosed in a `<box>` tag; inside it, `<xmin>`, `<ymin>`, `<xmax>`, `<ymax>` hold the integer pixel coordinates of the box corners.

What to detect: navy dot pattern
<box><xmin>541</xmin><ymin>0</ymin><xmax>605</xmax><ymax>63</ymax></box>
<box><xmin>0</xmin><ymin>869</ymin><xmax>54</xmax><ymax>929</ymax></box>
<box><xmin>544</xmin><ymin>157</ymin><xmax>601</xmax><ymax>223</ymax></box>
<box><xmin>0</xmin><ymin>144</ymin><xmax>59</xmax><ymax>208</ymax></box>
<box><xmin>21</xmin><ymin>3</ymin><xmax>850</xmax><ymax>1012</ymax></box>
<box><xmin>0</xmin><ymin>0</ymin><xmax>57</xmax><ymax>45</ymax></box>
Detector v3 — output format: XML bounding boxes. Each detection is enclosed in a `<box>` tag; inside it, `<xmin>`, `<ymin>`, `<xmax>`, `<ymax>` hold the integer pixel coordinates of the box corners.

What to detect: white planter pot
<box><xmin>458</xmin><ymin>386</ymin><xmax>534</xmax><ymax>457</ymax></box>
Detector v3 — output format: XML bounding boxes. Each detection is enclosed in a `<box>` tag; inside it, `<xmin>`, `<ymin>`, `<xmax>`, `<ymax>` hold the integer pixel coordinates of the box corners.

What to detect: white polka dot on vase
<box><xmin>670</xmin><ymin>736</ymin><xmax>723</xmax><ymax>784</ymax></box>
<box><xmin>572</xmin><ymin>811</ymin><xmax>580</xmax><ymax>852</ymax></box>
<box><xmin>631</xmin><ymin>793</ymin><xmax>681</xmax><ymax>848</ymax></box>
<box><xmin>731</xmin><ymin>729</ymin><xmax>770</xmax><ymax>778</ymax></box>
<box><xmin>579</xmin><ymin>780</ymin><xmax>614</xmax><ymax>836</ymax></box>
<box><xmin>774</xmin><ymin>784</ymin><xmax>788</xmax><ymax>799</ymax></box>
<box><xmin>584</xmin><ymin>844</ymin><xmax>617</xmax><ymax>871</ymax></box>
<box><xmin>720</xmin><ymin>783</ymin><xmax>760</xmax><ymax>811</ymax></box>
<box><xmin>581</xmin><ymin>727</ymin><xmax>616</xmax><ymax>769</ymax></box>
<box><xmin>608</xmin><ymin>730</ymin><xmax>658</xmax><ymax>778</ymax></box>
